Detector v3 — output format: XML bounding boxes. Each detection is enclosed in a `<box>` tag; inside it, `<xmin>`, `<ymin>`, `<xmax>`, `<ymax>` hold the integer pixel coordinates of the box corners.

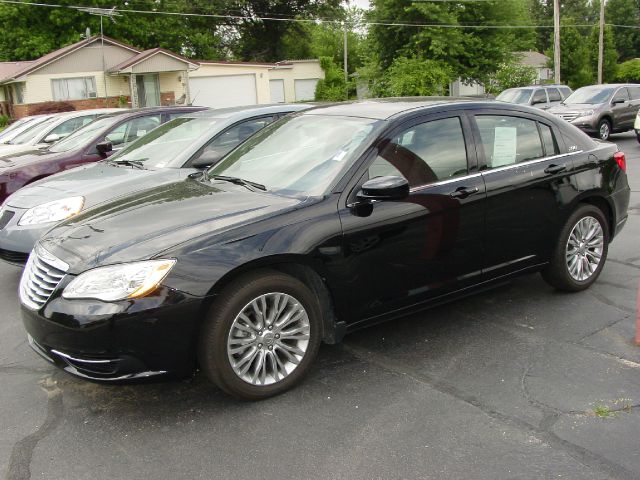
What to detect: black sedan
<box><xmin>19</xmin><ymin>99</ymin><xmax>630</xmax><ymax>399</ymax></box>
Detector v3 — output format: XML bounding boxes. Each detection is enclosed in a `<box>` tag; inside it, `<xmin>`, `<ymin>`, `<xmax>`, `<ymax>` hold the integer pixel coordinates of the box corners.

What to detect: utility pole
<box><xmin>553</xmin><ymin>0</ymin><xmax>561</xmax><ymax>84</ymax></box>
<box><xmin>343</xmin><ymin>21</ymin><xmax>348</xmax><ymax>84</ymax></box>
<box><xmin>598</xmin><ymin>0</ymin><xmax>606</xmax><ymax>84</ymax></box>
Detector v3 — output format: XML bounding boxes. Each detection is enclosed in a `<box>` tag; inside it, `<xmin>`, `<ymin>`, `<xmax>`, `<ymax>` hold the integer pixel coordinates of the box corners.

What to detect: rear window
<box><xmin>475</xmin><ymin>115</ymin><xmax>544</xmax><ymax>168</ymax></box>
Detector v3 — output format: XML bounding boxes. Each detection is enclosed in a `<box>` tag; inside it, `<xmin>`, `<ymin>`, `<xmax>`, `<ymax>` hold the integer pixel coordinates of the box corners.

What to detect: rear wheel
<box><xmin>541</xmin><ymin>204</ymin><xmax>609</xmax><ymax>292</ymax></box>
<box><xmin>597</xmin><ymin>119</ymin><xmax>611</xmax><ymax>141</ymax></box>
<box><xmin>198</xmin><ymin>270</ymin><xmax>322</xmax><ymax>400</ymax></box>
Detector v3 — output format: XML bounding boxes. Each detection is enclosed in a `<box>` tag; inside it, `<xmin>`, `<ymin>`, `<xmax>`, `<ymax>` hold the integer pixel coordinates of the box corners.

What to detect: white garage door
<box><xmin>189</xmin><ymin>74</ymin><xmax>257</xmax><ymax>108</ymax></box>
<box><xmin>269</xmin><ymin>79</ymin><xmax>285</xmax><ymax>103</ymax></box>
<box><xmin>294</xmin><ymin>79</ymin><xmax>319</xmax><ymax>101</ymax></box>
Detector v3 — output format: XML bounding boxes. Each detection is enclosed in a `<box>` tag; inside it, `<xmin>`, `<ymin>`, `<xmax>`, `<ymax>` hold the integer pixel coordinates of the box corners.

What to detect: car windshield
<box><xmin>207</xmin><ymin>114</ymin><xmax>382</xmax><ymax>196</ymax></box>
<box><xmin>0</xmin><ymin>117</ymin><xmax>31</xmax><ymax>140</ymax></box>
<box><xmin>563</xmin><ymin>86</ymin><xmax>615</xmax><ymax>104</ymax></box>
<box><xmin>8</xmin><ymin>116</ymin><xmax>57</xmax><ymax>144</ymax></box>
<box><xmin>110</xmin><ymin>116</ymin><xmax>220</xmax><ymax>168</ymax></box>
<box><xmin>48</xmin><ymin>116</ymin><xmax>118</xmax><ymax>153</ymax></box>
<box><xmin>496</xmin><ymin>89</ymin><xmax>533</xmax><ymax>104</ymax></box>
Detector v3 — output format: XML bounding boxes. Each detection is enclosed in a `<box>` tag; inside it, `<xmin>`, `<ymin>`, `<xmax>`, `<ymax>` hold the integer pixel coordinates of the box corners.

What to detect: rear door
<box><xmin>473</xmin><ymin>111</ymin><xmax>575</xmax><ymax>278</ymax></box>
<box><xmin>339</xmin><ymin>113</ymin><xmax>486</xmax><ymax>323</ymax></box>
<box><xmin>611</xmin><ymin>87</ymin><xmax>633</xmax><ymax>129</ymax></box>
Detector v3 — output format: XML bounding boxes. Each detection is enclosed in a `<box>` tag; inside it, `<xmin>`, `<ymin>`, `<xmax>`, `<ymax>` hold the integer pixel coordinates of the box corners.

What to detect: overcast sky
<box><xmin>347</xmin><ymin>0</ymin><xmax>371</xmax><ymax>9</ymax></box>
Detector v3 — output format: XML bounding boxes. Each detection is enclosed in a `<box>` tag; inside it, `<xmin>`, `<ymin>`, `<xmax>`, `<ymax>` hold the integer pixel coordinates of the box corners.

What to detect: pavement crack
<box><xmin>343</xmin><ymin>343</ymin><xmax>639</xmax><ymax>480</ymax></box>
<box><xmin>607</xmin><ymin>258</ymin><xmax>640</xmax><ymax>270</ymax></box>
<box><xmin>587</xmin><ymin>291</ymin><xmax>635</xmax><ymax>315</ymax></box>
<box><xmin>5</xmin><ymin>376</ymin><xmax>63</xmax><ymax>480</ymax></box>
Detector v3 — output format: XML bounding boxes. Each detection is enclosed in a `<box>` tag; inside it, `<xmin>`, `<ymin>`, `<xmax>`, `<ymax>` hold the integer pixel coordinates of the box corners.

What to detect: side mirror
<box><xmin>96</xmin><ymin>141</ymin><xmax>113</xmax><ymax>155</ymax></box>
<box><xmin>612</xmin><ymin>98</ymin><xmax>626</xmax><ymax>105</ymax></box>
<box><xmin>358</xmin><ymin>175</ymin><xmax>409</xmax><ymax>201</ymax></box>
<box><xmin>43</xmin><ymin>133</ymin><xmax>60</xmax><ymax>144</ymax></box>
<box><xmin>191</xmin><ymin>150</ymin><xmax>224</xmax><ymax>169</ymax></box>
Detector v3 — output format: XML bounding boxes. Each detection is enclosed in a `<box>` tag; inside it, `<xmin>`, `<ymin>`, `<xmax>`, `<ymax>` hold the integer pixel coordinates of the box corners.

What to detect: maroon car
<box><xmin>0</xmin><ymin>106</ymin><xmax>206</xmax><ymax>203</ymax></box>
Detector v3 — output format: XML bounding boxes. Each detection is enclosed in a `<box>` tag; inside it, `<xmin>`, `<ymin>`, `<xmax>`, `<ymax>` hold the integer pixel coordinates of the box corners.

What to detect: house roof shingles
<box><xmin>515</xmin><ymin>51</ymin><xmax>550</xmax><ymax>68</ymax></box>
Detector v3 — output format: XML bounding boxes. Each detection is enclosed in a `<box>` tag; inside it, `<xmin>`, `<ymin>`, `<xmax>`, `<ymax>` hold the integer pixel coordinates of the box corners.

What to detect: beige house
<box><xmin>0</xmin><ymin>35</ymin><xmax>324</xmax><ymax>118</ymax></box>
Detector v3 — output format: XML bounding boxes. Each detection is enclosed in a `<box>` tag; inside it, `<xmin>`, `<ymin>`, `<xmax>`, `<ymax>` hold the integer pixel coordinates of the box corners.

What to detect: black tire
<box><xmin>541</xmin><ymin>204</ymin><xmax>609</xmax><ymax>292</ymax></box>
<box><xmin>198</xmin><ymin>270</ymin><xmax>322</xmax><ymax>400</ymax></box>
<box><xmin>597</xmin><ymin>118</ymin><xmax>611</xmax><ymax>141</ymax></box>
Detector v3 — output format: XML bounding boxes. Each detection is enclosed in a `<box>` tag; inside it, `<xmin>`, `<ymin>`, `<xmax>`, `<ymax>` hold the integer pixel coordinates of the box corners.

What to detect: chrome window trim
<box><xmin>479</xmin><ymin>151</ymin><xmax>582</xmax><ymax>176</ymax></box>
<box><xmin>407</xmin><ymin>150</ymin><xmax>581</xmax><ymax>193</ymax></box>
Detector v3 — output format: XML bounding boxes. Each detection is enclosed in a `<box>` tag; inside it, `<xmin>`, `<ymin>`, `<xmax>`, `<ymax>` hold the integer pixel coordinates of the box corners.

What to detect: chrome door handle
<box><xmin>544</xmin><ymin>164</ymin><xmax>566</xmax><ymax>174</ymax></box>
<box><xmin>449</xmin><ymin>186</ymin><xmax>479</xmax><ymax>199</ymax></box>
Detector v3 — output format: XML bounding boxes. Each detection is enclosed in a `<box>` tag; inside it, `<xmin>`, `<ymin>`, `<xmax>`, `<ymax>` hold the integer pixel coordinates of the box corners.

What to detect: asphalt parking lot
<box><xmin>1</xmin><ymin>133</ymin><xmax>640</xmax><ymax>480</ymax></box>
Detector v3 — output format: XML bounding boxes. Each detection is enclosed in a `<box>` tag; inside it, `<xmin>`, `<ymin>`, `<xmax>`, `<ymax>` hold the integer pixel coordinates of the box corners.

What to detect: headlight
<box><xmin>577</xmin><ymin>110</ymin><xmax>595</xmax><ymax>118</ymax></box>
<box><xmin>62</xmin><ymin>259</ymin><xmax>176</xmax><ymax>301</ymax></box>
<box><xmin>19</xmin><ymin>196</ymin><xmax>84</xmax><ymax>226</ymax></box>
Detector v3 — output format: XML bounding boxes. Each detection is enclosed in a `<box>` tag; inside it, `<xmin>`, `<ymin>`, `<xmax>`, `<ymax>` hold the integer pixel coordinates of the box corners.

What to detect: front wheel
<box><xmin>541</xmin><ymin>204</ymin><xmax>609</xmax><ymax>292</ymax></box>
<box><xmin>198</xmin><ymin>270</ymin><xmax>322</xmax><ymax>400</ymax></box>
<box><xmin>597</xmin><ymin>119</ymin><xmax>611</xmax><ymax>141</ymax></box>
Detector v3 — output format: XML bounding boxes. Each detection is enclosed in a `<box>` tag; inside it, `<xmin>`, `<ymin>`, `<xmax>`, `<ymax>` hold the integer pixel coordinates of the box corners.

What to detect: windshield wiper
<box><xmin>109</xmin><ymin>159</ymin><xmax>146</xmax><ymax>169</ymax></box>
<box><xmin>210</xmin><ymin>175</ymin><xmax>266</xmax><ymax>191</ymax></box>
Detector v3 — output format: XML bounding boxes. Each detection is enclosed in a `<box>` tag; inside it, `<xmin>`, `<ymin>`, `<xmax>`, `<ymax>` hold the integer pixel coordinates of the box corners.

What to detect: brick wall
<box><xmin>10</xmin><ymin>96</ymin><xmax>132</xmax><ymax>119</ymax></box>
<box><xmin>160</xmin><ymin>91</ymin><xmax>176</xmax><ymax>106</ymax></box>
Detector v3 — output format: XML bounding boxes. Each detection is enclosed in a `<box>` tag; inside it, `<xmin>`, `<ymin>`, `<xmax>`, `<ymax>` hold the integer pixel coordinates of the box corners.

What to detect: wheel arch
<box><xmin>576</xmin><ymin>194</ymin><xmax>615</xmax><ymax>238</ymax></box>
<box><xmin>199</xmin><ymin>255</ymin><xmax>346</xmax><ymax>345</ymax></box>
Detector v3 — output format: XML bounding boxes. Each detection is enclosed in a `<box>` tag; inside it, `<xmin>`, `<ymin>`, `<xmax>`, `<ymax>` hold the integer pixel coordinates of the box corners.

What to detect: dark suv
<box><xmin>0</xmin><ymin>106</ymin><xmax>205</xmax><ymax>203</ymax></box>
<box><xmin>20</xmin><ymin>99</ymin><xmax>629</xmax><ymax>400</ymax></box>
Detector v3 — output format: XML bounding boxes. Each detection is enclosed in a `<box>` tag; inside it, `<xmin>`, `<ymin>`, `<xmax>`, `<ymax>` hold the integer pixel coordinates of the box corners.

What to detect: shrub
<box><xmin>315</xmin><ymin>56</ymin><xmax>354</xmax><ymax>101</ymax></box>
<box><xmin>0</xmin><ymin>115</ymin><xmax>9</xmax><ymax>128</ymax></box>
<box><xmin>488</xmin><ymin>62</ymin><xmax>537</xmax><ymax>95</ymax></box>
<box><xmin>382</xmin><ymin>57</ymin><xmax>452</xmax><ymax>97</ymax></box>
<box><xmin>615</xmin><ymin>59</ymin><xmax>640</xmax><ymax>83</ymax></box>
<box><xmin>30</xmin><ymin>101</ymin><xmax>76</xmax><ymax>115</ymax></box>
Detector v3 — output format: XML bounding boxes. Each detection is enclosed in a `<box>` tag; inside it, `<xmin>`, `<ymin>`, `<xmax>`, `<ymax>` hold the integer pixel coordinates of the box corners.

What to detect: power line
<box><xmin>0</xmin><ymin>0</ymin><xmax>622</xmax><ymax>29</ymax></box>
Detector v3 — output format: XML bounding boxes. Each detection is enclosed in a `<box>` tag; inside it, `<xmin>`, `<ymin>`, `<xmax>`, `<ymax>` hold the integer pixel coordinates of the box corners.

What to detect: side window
<box><xmin>49</xmin><ymin>116</ymin><xmax>95</xmax><ymax>138</ymax></box>
<box><xmin>105</xmin><ymin>115</ymin><xmax>161</xmax><ymax>148</ymax></box>
<box><xmin>166</xmin><ymin>112</ymin><xmax>189</xmax><ymax>121</ymax></box>
<box><xmin>190</xmin><ymin>117</ymin><xmax>275</xmax><ymax>166</ymax></box>
<box><xmin>476</xmin><ymin>115</ymin><xmax>544</xmax><ymax>169</ymax></box>
<box><xmin>531</xmin><ymin>89</ymin><xmax>547</xmax><ymax>105</ymax></box>
<box><xmin>628</xmin><ymin>86</ymin><xmax>640</xmax><ymax>100</ymax></box>
<box><xmin>368</xmin><ymin>117</ymin><xmax>468</xmax><ymax>187</ymax></box>
<box><xmin>547</xmin><ymin>88</ymin><xmax>562</xmax><ymax>102</ymax></box>
<box><xmin>559</xmin><ymin>87</ymin><xmax>572</xmax><ymax>99</ymax></box>
<box><xmin>613</xmin><ymin>88</ymin><xmax>630</xmax><ymax>103</ymax></box>
<box><xmin>539</xmin><ymin>123</ymin><xmax>560</xmax><ymax>156</ymax></box>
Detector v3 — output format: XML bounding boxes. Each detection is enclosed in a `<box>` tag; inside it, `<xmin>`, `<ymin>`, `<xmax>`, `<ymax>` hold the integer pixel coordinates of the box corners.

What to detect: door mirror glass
<box><xmin>43</xmin><ymin>133</ymin><xmax>60</xmax><ymax>143</ymax></box>
<box><xmin>358</xmin><ymin>176</ymin><xmax>409</xmax><ymax>201</ymax></box>
<box><xmin>96</xmin><ymin>141</ymin><xmax>113</xmax><ymax>155</ymax></box>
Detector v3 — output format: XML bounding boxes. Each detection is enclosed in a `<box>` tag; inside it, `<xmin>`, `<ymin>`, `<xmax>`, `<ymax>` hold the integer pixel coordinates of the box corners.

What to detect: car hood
<box><xmin>0</xmin><ymin>144</ymin><xmax>40</xmax><ymax>158</ymax></box>
<box><xmin>6</xmin><ymin>163</ymin><xmax>191</xmax><ymax>209</ymax></box>
<box><xmin>0</xmin><ymin>148</ymin><xmax>68</xmax><ymax>171</ymax></box>
<box><xmin>40</xmin><ymin>178</ymin><xmax>304</xmax><ymax>272</ymax></box>
<box><xmin>548</xmin><ymin>103</ymin><xmax>602</xmax><ymax>113</ymax></box>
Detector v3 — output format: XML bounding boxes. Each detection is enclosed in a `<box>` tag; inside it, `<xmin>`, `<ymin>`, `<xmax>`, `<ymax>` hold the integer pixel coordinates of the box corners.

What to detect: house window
<box><xmin>13</xmin><ymin>83</ymin><xmax>25</xmax><ymax>104</ymax></box>
<box><xmin>52</xmin><ymin>77</ymin><xmax>97</xmax><ymax>101</ymax></box>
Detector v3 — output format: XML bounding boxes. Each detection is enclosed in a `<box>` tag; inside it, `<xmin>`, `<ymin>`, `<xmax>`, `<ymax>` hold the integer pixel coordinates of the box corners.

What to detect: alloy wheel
<box><xmin>227</xmin><ymin>292</ymin><xmax>311</xmax><ymax>386</ymax></box>
<box><xmin>565</xmin><ymin>216</ymin><xmax>604</xmax><ymax>282</ymax></box>
<box><xmin>599</xmin><ymin>122</ymin><xmax>610</xmax><ymax>140</ymax></box>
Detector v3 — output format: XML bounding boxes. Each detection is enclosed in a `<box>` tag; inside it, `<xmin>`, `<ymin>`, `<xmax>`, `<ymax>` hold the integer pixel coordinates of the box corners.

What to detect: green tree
<box><xmin>382</xmin><ymin>56</ymin><xmax>452</xmax><ymax>97</ymax></box>
<box><xmin>488</xmin><ymin>62</ymin><xmax>537</xmax><ymax>94</ymax></box>
<box><xmin>588</xmin><ymin>25</ymin><xmax>618</xmax><ymax>82</ymax></box>
<box><xmin>366</xmin><ymin>0</ymin><xmax>535</xmax><ymax>85</ymax></box>
<box><xmin>615</xmin><ymin>58</ymin><xmax>640</xmax><ymax>82</ymax></box>
<box><xmin>315</xmin><ymin>56</ymin><xmax>352</xmax><ymax>101</ymax></box>
<box><xmin>606</xmin><ymin>0</ymin><xmax>640</xmax><ymax>61</ymax></box>
<box><xmin>547</xmin><ymin>18</ymin><xmax>594</xmax><ymax>88</ymax></box>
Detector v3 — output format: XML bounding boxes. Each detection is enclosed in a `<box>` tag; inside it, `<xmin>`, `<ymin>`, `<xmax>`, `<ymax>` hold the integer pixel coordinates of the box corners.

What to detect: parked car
<box><xmin>0</xmin><ymin>108</ymin><xmax>123</xmax><ymax>157</ymax></box>
<box><xmin>634</xmin><ymin>110</ymin><xmax>640</xmax><ymax>143</ymax></box>
<box><xmin>0</xmin><ymin>104</ymin><xmax>311</xmax><ymax>264</ymax></box>
<box><xmin>0</xmin><ymin>106</ymin><xmax>205</xmax><ymax>205</ymax></box>
<box><xmin>496</xmin><ymin>84</ymin><xmax>572</xmax><ymax>110</ymax></box>
<box><xmin>19</xmin><ymin>99</ymin><xmax>629</xmax><ymax>399</ymax></box>
<box><xmin>0</xmin><ymin>115</ymin><xmax>54</xmax><ymax>144</ymax></box>
<box><xmin>548</xmin><ymin>83</ymin><xmax>640</xmax><ymax>141</ymax></box>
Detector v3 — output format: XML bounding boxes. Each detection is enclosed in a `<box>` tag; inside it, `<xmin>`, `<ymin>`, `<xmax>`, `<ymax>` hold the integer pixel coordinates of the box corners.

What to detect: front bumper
<box><xmin>569</xmin><ymin>116</ymin><xmax>598</xmax><ymax>134</ymax></box>
<box><xmin>21</xmin><ymin>285</ymin><xmax>208</xmax><ymax>382</ymax></box>
<box><xmin>0</xmin><ymin>205</ymin><xmax>51</xmax><ymax>264</ymax></box>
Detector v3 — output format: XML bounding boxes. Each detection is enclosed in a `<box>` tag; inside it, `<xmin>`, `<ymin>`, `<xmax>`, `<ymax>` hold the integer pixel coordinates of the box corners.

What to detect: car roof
<box><xmin>301</xmin><ymin>97</ymin><xmax>486</xmax><ymax>120</ymax></box>
<box><xmin>180</xmin><ymin>103</ymin><xmax>312</xmax><ymax>121</ymax></box>
<box><xmin>96</xmin><ymin>105</ymin><xmax>207</xmax><ymax>120</ymax></box>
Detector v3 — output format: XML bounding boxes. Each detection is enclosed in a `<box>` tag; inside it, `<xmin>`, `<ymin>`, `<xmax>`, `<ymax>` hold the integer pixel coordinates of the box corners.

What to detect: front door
<box><xmin>338</xmin><ymin>114</ymin><xmax>486</xmax><ymax>325</ymax></box>
<box><xmin>473</xmin><ymin>111</ymin><xmax>575</xmax><ymax>278</ymax></box>
<box><xmin>136</xmin><ymin>74</ymin><xmax>160</xmax><ymax>107</ymax></box>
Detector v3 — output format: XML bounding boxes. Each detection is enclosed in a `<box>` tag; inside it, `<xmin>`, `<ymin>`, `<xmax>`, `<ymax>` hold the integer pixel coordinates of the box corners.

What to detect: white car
<box><xmin>634</xmin><ymin>110</ymin><xmax>640</xmax><ymax>143</ymax></box>
<box><xmin>0</xmin><ymin>108</ymin><xmax>123</xmax><ymax>157</ymax></box>
<box><xmin>0</xmin><ymin>115</ymin><xmax>52</xmax><ymax>145</ymax></box>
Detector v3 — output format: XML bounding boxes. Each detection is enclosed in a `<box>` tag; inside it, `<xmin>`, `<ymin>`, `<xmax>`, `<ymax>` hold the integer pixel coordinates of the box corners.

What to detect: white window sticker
<box><xmin>492</xmin><ymin>127</ymin><xmax>517</xmax><ymax>167</ymax></box>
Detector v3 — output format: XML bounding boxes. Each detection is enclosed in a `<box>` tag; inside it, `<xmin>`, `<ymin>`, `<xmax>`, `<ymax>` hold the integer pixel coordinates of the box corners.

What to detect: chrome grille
<box><xmin>19</xmin><ymin>244</ymin><xmax>68</xmax><ymax>310</ymax></box>
<box><xmin>556</xmin><ymin>112</ymin><xmax>579</xmax><ymax>122</ymax></box>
